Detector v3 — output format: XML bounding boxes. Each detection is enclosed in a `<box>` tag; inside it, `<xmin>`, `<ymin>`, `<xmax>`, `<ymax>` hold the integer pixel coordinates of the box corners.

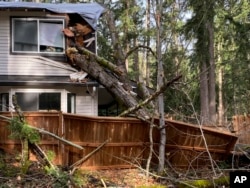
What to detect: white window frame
<box><xmin>11</xmin><ymin>17</ymin><xmax>65</xmax><ymax>54</ymax></box>
<box><xmin>10</xmin><ymin>89</ymin><xmax>68</xmax><ymax>112</ymax></box>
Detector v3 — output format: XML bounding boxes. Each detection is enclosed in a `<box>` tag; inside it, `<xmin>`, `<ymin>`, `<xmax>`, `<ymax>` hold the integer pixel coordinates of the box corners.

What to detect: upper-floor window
<box><xmin>12</xmin><ymin>18</ymin><xmax>65</xmax><ymax>54</ymax></box>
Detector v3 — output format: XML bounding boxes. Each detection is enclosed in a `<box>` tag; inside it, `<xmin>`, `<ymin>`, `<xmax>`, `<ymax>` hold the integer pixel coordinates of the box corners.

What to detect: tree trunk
<box><xmin>200</xmin><ymin>61</ymin><xmax>209</xmax><ymax>125</ymax></box>
<box><xmin>67</xmin><ymin>47</ymin><xmax>149</xmax><ymax>120</ymax></box>
<box><xmin>217</xmin><ymin>42</ymin><xmax>224</xmax><ymax>126</ymax></box>
<box><xmin>155</xmin><ymin>0</ymin><xmax>166</xmax><ymax>173</ymax></box>
<box><xmin>146</xmin><ymin>0</ymin><xmax>151</xmax><ymax>86</ymax></box>
<box><xmin>207</xmin><ymin>20</ymin><xmax>217</xmax><ymax>125</ymax></box>
<box><xmin>105</xmin><ymin>10</ymin><xmax>132</xmax><ymax>92</ymax></box>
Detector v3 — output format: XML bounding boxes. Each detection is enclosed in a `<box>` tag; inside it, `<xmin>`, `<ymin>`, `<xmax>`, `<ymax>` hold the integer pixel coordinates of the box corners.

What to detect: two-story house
<box><xmin>0</xmin><ymin>1</ymin><xmax>108</xmax><ymax>115</ymax></box>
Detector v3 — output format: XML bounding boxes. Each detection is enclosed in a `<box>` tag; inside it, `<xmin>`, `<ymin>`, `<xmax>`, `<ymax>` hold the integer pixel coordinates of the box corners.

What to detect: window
<box><xmin>39</xmin><ymin>93</ymin><xmax>61</xmax><ymax>111</ymax></box>
<box><xmin>12</xmin><ymin>18</ymin><xmax>65</xmax><ymax>54</ymax></box>
<box><xmin>67</xmin><ymin>93</ymin><xmax>76</xmax><ymax>113</ymax></box>
<box><xmin>0</xmin><ymin>93</ymin><xmax>9</xmax><ymax>112</ymax></box>
<box><xmin>16</xmin><ymin>92</ymin><xmax>61</xmax><ymax>111</ymax></box>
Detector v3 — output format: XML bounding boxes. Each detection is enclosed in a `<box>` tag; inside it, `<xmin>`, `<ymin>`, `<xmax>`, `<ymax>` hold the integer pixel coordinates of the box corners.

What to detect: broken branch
<box><xmin>70</xmin><ymin>139</ymin><xmax>109</xmax><ymax>173</ymax></box>
<box><xmin>125</xmin><ymin>45</ymin><xmax>157</xmax><ymax>59</ymax></box>
<box><xmin>119</xmin><ymin>75</ymin><xmax>182</xmax><ymax>117</ymax></box>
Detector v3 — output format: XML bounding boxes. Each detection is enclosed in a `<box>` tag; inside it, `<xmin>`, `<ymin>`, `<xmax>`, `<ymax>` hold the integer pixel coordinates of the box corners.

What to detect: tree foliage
<box><xmin>8</xmin><ymin>117</ymin><xmax>40</xmax><ymax>144</ymax></box>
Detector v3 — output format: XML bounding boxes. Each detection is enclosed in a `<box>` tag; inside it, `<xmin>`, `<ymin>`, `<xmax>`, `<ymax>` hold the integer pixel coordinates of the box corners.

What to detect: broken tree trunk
<box><xmin>12</xmin><ymin>95</ymin><xmax>30</xmax><ymax>171</ymax></box>
<box><xmin>67</xmin><ymin>46</ymin><xmax>181</xmax><ymax>121</ymax></box>
<box><xmin>12</xmin><ymin>95</ymin><xmax>57</xmax><ymax>170</ymax></box>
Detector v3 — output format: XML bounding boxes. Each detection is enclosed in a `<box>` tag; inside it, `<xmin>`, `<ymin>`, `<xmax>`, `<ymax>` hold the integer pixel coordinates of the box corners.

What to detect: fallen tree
<box><xmin>65</xmin><ymin>10</ymin><xmax>182</xmax><ymax>174</ymax></box>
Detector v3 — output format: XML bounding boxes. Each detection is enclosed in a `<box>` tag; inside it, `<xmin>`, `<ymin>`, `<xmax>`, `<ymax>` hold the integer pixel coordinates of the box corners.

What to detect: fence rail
<box><xmin>0</xmin><ymin>112</ymin><xmax>237</xmax><ymax>170</ymax></box>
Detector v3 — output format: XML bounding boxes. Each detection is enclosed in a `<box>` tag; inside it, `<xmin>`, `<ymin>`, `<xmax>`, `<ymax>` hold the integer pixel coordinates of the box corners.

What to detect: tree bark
<box><xmin>200</xmin><ymin>61</ymin><xmax>209</xmax><ymax>125</ymax></box>
<box><xmin>217</xmin><ymin>42</ymin><xmax>224</xmax><ymax>126</ymax></box>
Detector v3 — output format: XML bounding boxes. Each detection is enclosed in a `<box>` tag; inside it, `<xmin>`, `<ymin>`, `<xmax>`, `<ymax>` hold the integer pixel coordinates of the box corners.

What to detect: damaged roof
<box><xmin>0</xmin><ymin>1</ymin><xmax>105</xmax><ymax>30</ymax></box>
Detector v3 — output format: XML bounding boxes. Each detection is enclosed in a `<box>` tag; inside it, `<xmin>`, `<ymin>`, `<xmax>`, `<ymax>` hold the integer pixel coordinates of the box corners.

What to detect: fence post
<box><xmin>58</xmin><ymin>111</ymin><xmax>64</xmax><ymax>165</ymax></box>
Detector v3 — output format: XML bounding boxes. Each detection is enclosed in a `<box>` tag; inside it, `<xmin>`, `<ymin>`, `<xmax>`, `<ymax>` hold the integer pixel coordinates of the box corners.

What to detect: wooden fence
<box><xmin>232</xmin><ymin>115</ymin><xmax>250</xmax><ymax>144</ymax></box>
<box><xmin>0</xmin><ymin>112</ymin><xmax>237</xmax><ymax>170</ymax></box>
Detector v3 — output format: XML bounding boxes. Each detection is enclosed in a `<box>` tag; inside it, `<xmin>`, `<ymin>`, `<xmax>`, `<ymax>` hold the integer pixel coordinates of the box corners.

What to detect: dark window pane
<box><xmin>39</xmin><ymin>93</ymin><xmax>61</xmax><ymax>111</ymax></box>
<box><xmin>0</xmin><ymin>93</ymin><xmax>9</xmax><ymax>111</ymax></box>
<box><xmin>12</xmin><ymin>18</ymin><xmax>64</xmax><ymax>53</ymax></box>
<box><xmin>13</xmin><ymin>20</ymin><xmax>38</xmax><ymax>52</ymax></box>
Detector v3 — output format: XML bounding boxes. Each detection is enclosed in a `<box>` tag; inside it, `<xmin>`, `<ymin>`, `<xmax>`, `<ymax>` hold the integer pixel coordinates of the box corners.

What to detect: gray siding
<box><xmin>67</xmin><ymin>87</ymin><xmax>98</xmax><ymax>116</ymax></box>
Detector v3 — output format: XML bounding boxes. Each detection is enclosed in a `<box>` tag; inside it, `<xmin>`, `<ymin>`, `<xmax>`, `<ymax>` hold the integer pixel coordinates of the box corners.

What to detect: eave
<box><xmin>0</xmin><ymin>75</ymin><xmax>98</xmax><ymax>87</ymax></box>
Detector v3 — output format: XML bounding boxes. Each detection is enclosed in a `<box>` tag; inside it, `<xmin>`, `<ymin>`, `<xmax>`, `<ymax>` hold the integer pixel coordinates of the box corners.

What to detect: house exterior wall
<box><xmin>0</xmin><ymin>10</ymin><xmax>98</xmax><ymax>116</ymax></box>
<box><xmin>69</xmin><ymin>86</ymin><xmax>98</xmax><ymax>115</ymax></box>
<box><xmin>0</xmin><ymin>86</ymin><xmax>98</xmax><ymax>116</ymax></box>
<box><xmin>0</xmin><ymin>11</ymin><xmax>75</xmax><ymax>76</ymax></box>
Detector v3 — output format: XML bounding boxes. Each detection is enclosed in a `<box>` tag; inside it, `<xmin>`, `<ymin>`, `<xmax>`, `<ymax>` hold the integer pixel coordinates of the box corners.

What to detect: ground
<box><xmin>80</xmin><ymin>169</ymin><xmax>166</xmax><ymax>187</ymax></box>
<box><xmin>0</xmin><ymin>152</ymin><xmax>167</xmax><ymax>187</ymax></box>
<box><xmin>0</xmin><ymin>151</ymin><xmax>236</xmax><ymax>187</ymax></box>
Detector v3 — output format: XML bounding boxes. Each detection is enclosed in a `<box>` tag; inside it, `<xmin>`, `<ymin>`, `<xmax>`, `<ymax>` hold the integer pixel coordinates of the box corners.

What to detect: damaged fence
<box><xmin>232</xmin><ymin>115</ymin><xmax>250</xmax><ymax>144</ymax></box>
<box><xmin>0</xmin><ymin>112</ymin><xmax>237</xmax><ymax>170</ymax></box>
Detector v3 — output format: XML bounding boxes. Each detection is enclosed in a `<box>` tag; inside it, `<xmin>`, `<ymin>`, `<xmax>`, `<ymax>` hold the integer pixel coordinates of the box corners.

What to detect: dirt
<box><xmin>81</xmin><ymin>169</ymin><xmax>165</xmax><ymax>187</ymax></box>
<box><xmin>0</xmin><ymin>152</ymin><xmax>167</xmax><ymax>187</ymax></box>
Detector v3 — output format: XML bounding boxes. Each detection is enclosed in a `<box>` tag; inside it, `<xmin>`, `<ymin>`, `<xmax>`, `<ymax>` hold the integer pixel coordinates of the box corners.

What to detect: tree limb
<box><xmin>70</xmin><ymin>139</ymin><xmax>109</xmax><ymax>174</ymax></box>
<box><xmin>119</xmin><ymin>75</ymin><xmax>182</xmax><ymax>117</ymax></box>
<box><xmin>125</xmin><ymin>45</ymin><xmax>157</xmax><ymax>59</ymax></box>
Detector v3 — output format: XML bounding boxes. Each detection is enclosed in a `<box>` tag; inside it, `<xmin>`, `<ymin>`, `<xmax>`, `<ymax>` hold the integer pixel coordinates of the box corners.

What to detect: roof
<box><xmin>0</xmin><ymin>2</ymin><xmax>105</xmax><ymax>30</ymax></box>
<box><xmin>0</xmin><ymin>75</ymin><xmax>98</xmax><ymax>87</ymax></box>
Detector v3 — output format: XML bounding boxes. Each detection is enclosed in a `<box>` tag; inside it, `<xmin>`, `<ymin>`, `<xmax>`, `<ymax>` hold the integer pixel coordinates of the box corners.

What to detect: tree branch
<box><xmin>70</xmin><ymin>139</ymin><xmax>109</xmax><ymax>174</ymax></box>
<box><xmin>119</xmin><ymin>75</ymin><xmax>182</xmax><ymax>117</ymax></box>
<box><xmin>125</xmin><ymin>45</ymin><xmax>156</xmax><ymax>59</ymax></box>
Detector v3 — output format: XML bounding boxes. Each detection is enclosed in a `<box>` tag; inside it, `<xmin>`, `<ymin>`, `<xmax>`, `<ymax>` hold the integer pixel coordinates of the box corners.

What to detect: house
<box><xmin>0</xmin><ymin>2</ymin><xmax>107</xmax><ymax>115</ymax></box>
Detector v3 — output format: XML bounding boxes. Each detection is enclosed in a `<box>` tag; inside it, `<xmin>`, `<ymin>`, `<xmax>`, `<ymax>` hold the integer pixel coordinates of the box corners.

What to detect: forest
<box><xmin>0</xmin><ymin>0</ymin><xmax>250</xmax><ymax>187</ymax></box>
<box><xmin>72</xmin><ymin>0</ymin><xmax>249</xmax><ymax>175</ymax></box>
<box><xmin>93</xmin><ymin>0</ymin><xmax>249</xmax><ymax>126</ymax></box>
